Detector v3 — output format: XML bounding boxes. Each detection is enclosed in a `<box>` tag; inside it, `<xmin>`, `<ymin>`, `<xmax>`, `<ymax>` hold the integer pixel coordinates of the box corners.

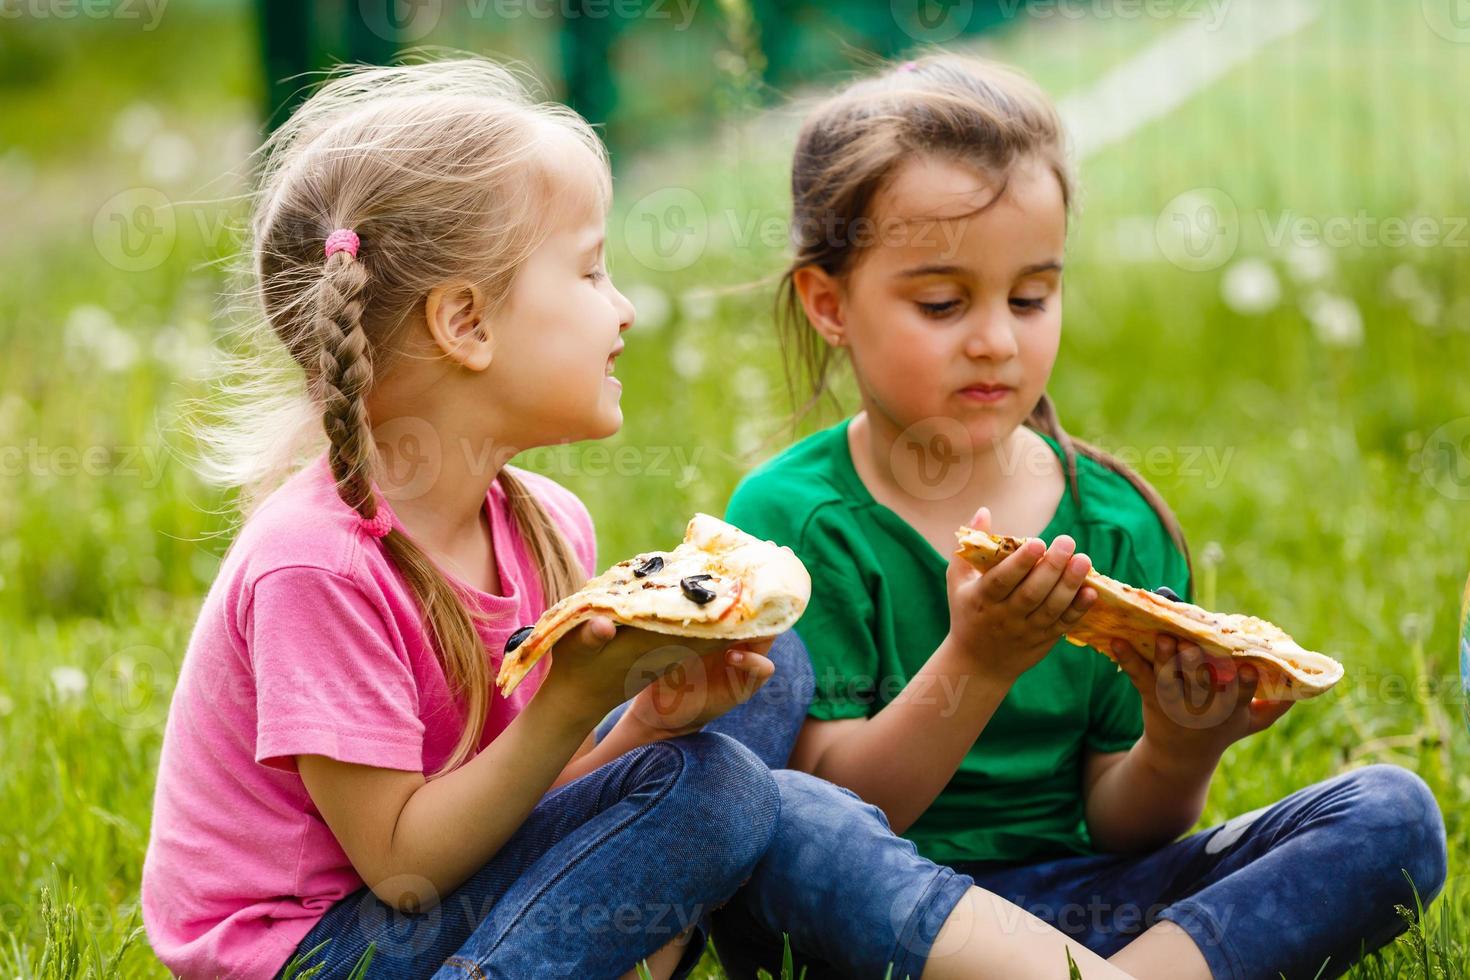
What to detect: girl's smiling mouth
<box><xmin>605</xmin><ymin>341</ymin><xmax>625</xmax><ymax>386</ymax></box>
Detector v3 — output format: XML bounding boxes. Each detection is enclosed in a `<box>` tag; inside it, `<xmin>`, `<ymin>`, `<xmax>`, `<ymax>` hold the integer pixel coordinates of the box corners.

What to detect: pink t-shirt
<box><xmin>141</xmin><ymin>455</ymin><xmax>597</xmax><ymax>980</ymax></box>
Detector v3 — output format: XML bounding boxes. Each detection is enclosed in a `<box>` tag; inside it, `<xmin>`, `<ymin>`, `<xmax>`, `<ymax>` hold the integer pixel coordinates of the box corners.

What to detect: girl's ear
<box><xmin>425</xmin><ymin>282</ymin><xmax>493</xmax><ymax>370</ymax></box>
<box><xmin>792</xmin><ymin>266</ymin><xmax>847</xmax><ymax>347</ymax></box>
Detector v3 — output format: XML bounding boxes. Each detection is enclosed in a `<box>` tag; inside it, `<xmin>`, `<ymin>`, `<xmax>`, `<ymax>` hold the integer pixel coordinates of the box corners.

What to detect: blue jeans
<box><xmin>595</xmin><ymin>632</ymin><xmax>976</xmax><ymax>980</ymax></box>
<box><xmin>687</xmin><ymin>636</ymin><xmax>1450</xmax><ymax>980</ymax></box>
<box><xmin>948</xmin><ymin>763</ymin><xmax>1449</xmax><ymax>980</ymax></box>
<box><xmin>273</xmin><ymin>731</ymin><xmax>781</xmax><ymax>979</ymax></box>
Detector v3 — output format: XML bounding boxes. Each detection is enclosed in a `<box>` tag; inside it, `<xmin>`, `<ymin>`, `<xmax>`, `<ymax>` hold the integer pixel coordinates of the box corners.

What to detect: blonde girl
<box><xmin>139</xmin><ymin>59</ymin><xmax>786</xmax><ymax>980</ymax></box>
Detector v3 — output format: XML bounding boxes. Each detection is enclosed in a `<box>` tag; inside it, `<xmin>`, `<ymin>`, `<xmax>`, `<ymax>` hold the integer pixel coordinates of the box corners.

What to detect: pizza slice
<box><xmin>495</xmin><ymin>514</ymin><xmax>812</xmax><ymax>697</ymax></box>
<box><xmin>954</xmin><ymin>526</ymin><xmax>1343</xmax><ymax>701</ymax></box>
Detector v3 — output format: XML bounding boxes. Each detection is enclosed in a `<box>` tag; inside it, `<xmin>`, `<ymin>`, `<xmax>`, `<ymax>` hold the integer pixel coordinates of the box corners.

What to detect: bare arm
<box><xmin>789</xmin><ymin>637</ymin><xmax>1012</xmax><ymax>834</ymax></box>
<box><xmin>297</xmin><ymin>618</ymin><xmax>704</xmax><ymax>912</ymax></box>
<box><xmin>1084</xmin><ymin>634</ymin><xmax>1293</xmax><ymax>853</ymax></box>
<box><xmin>300</xmin><ymin>627</ymin><xmax>778</xmax><ymax>911</ymax></box>
<box><xmin>1081</xmin><ymin>744</ymin><xmax>1211</xmax><ymax>854</ymax></box>
<box><xmin>298</xmin><ymin>675</ymin><xmax>593</xmax><ymax>912</ymax></box>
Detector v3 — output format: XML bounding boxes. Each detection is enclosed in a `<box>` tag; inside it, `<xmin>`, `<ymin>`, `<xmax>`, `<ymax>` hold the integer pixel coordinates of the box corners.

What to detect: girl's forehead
<box><xmin>538</xmin><ymin>139</ymin><xmax>611</xmax><ymax>232</ymax></box>
<box><xmin>875</xmin><ymin>156</ymin><xmax>1005</xmax><ymax>222</ymax></box>
<box><xmin>859</xmin><ymin>155</ymin><xmax>1066</xmax><ymax>271</ymax></box>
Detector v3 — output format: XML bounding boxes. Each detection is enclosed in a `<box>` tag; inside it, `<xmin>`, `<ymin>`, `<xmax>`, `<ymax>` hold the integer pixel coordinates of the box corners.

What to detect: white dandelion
<box><xmin>1220</xmin><ymin>258</ymin><xmax>1281</xmax><ymax>315</ymax></box>
<box><xmin>1283</xmin><ymin>243</ymin><xmax>1332</xmax><ymax>284</ymax></box>
<box><xmin>142</xmin><ymin>131</ymin><xmax>197</xmax><ymax>184</ymax></box>
<box><xmin>1302</xmin><ymin>292</ymin><xmax>1364</xmax><ymax>349</ymax></box>
<box><xmin>65</xmin><ymin>305</ymin><xmax>139</xmax><ymax>373</ymax></box>
<box><xmin>732</xmin><ymin>364</ymin><xmax>770</xmax><ymax>406</ymax></box>
<box><xmin>50</xmin><ymin>666</ymin><xmax>89</xmax><ymax>701</ymax></box>
<box><xmin>1385</xmin><ymin>264</ymin><xmax>1423</xmax><ymax>302</ymax></box>
<box><xmin>111</xmin><ymin>102</ymin><xmax>163</xmax><ymax>153</ymax></box>
<box><xmin>670</xmin><ymin>336</ymin><xmax>705</xmax><ymax>380</ymax></box>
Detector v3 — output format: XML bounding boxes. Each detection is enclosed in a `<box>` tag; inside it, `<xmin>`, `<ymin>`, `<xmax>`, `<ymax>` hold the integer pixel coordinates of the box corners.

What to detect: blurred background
<box><xmin>2</xmin><ymin>0</ymin><xmax>1469</xmax><ymax>975</ymax></box>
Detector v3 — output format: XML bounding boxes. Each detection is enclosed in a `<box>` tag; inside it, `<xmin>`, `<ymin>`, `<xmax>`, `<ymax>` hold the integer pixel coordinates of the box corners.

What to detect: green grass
<box><xmin>2</xmin><ymin>1</ymin><xmax>1468</xmax><ymax>977</ymax></box>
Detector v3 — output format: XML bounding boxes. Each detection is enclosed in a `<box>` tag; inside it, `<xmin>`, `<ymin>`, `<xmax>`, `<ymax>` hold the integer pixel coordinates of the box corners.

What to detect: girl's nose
<box><xmin>613</xmin><ymin>284</ymin><xmax>635</xmax><ymax>332</ymax></box>
<box><xmin>962</xmin><ymin>306</ymin><xmax>1019</xmax><ymax>360</ymax></box>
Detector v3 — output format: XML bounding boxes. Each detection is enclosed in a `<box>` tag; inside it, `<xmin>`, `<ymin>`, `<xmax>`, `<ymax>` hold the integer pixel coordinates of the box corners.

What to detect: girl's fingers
<box><xmin>1247</xmin><ymin>697</ymin><xmax>1293</xmax><ymax>735</ymax></box>
<box><xmin>743</xmin><ymin>636</ymin><xmax>776</xmax><ymax>656</ymax></box>
<box><xmin>1032</xmin><ymin>553</ymin><xmax>1092</xmax><ymax>624</ymax></box>
<box><xmin>731</xmin><ymin>651</ymin><xmax>775</xmax><ymax>679</ymax></box>
<box><xmin>1111</xmin><ymin>642</ymin><xmax>1155</xmax><ymax>699</ymax></box>
<box><xmin>1059</xmin><ymin>586</ymin><xmax>1096</xmax><ymax>625</ymax></box>
<box><xmin>969</xmin><ymin>506</ymin><xmax>991</xmax><ymax>532</ymax></box>
<box><xmin>977</xmin><ymin>538</ymin><xmax>1046</xmax><ymax>602</ymax></box>
<box><xmin>1012</xmin><ymin>536</ymin><xmax>1076</xmax><ymax>613</ymax></box>
<box><xmin>562</xmin><ymin>616</ymin><xmax>617</xmax><ymax>655</ymax></box>
<box><xmin>1152</xmin><ymin>634</ymin><xmax>1180</xmax><ymax>674</ymax></box>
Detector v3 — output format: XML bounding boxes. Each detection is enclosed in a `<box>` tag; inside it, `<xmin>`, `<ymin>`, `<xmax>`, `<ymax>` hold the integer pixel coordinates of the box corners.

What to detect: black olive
<box><xmin>1153</xmin><ymin>586</ymin><xmax>1182</xmax><ymax>602</ymax></box>
<box><xmin>680</xmin><ymin>575</ymin><xmax>716</xmax><ymax>605</ymax></box>
<box><xmin>504</xmin><ymin>625</ymin><xmax>535</xmax><ymax>653</ymax></box>
<box><xmin>633</xmin><ymin>555</ymin><xmax>665</xmax><ymax>578</ymax></box>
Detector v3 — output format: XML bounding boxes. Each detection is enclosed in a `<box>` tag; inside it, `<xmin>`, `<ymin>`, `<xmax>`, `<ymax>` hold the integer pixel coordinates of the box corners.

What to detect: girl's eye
<box><xmin>917</xmin><ymin>299</ymin><xmax>962</xmax><ymax>318</ymax></box>
<box><xmin>586</xmin><ymin>269</ymin><xmax>607</xmax><ymax>283</ymax></box>
<box><xmin>1010</xmin><ymin>297</ymin><xmax>1046</xmax><ymax>313</ymax></box>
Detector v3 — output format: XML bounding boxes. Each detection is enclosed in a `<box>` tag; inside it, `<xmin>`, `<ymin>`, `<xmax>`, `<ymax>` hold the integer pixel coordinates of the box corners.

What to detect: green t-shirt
<box><xmin>725</xmin><ymin>418</ymin><xmax>1191</xmax><ymax>865</ymax></box>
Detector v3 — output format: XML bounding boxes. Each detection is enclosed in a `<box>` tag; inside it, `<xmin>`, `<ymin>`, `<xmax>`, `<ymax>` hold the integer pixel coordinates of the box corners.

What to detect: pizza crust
<box><xmin>495</xmin><ymin>514</ymin><xmax>812</xmax><ymax>696</ymax></box>
<box><xmin>954</xmin><ymin>526</ymin><xmax>1343</xmax><ymax>701</ymax></box>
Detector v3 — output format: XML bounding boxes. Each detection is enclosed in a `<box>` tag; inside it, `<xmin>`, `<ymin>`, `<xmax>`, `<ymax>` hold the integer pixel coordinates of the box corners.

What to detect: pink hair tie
<box><xmin>324</xmin><ymin>228</ymin><xmax>360</xmax><ymax>260</ymax></box>
<box><xmin>359</xmin><ymin>496</ymin><xmax>394</xmax><ymax>539</ymax></box>
<box><xmin>898</xmin><ymin>60</ymin><xmax>918</xmax><ymax>73</ymax></box>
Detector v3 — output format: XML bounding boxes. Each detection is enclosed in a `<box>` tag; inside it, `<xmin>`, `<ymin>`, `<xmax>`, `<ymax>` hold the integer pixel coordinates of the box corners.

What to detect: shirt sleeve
<box><xmin>728</xmin><ymin>487</ymin><xmax>880</xmax><ymax>720</ymax></box>
<box><xmin>1085</xmin><ymin>518</ymin><xmax>1192</xmax><ymax>754</ymax></box>
<box><xmin>246</xmin><ymin>566</ymin><xmax>425</xmax><ymax>774</ymax></box>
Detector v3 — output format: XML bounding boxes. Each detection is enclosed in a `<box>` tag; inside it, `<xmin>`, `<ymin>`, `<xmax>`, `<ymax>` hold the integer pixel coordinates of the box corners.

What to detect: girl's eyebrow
<box><xmin>581</xmin><ymin>233</ymin><xmax>605</xmax><ymax>256</ymax></box>
<box><xmin>896</xmin><ymin>260</ymin><xmax>1063</xmax><ymax>278</ymax></box>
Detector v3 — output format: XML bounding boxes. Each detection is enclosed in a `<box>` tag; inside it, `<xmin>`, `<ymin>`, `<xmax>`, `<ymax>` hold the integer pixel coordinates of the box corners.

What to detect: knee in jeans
<box><xmin>766</xmin><ymin>770</ymin><xmax>899</xmax><ymax>865</ymax></box>
<box><xmin>664</xmin><ymin>732</ymin><xmax>782</xmax><ymax>858</ymax></box>
<box><xmin>1344</xmin><ymin>764</ymin><xmax>1448</xmax><ymax>903</ymax></box>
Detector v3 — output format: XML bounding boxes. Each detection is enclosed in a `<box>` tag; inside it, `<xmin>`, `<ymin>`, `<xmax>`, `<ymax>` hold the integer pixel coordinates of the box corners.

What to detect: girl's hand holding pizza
<box><xmin>1111</xmin><ymin>633</ymin><xmax>1295</xmax><ymax>772</ymax></box>
<box><xmin>946</xmin><ymin>507</ymin><xmax>1098</xmax><ymax>684</ymax></box>
<box><xmin>625</xmin><ymin>637</ymin><xmax>777</xmax><ymax>737</ymax></box>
